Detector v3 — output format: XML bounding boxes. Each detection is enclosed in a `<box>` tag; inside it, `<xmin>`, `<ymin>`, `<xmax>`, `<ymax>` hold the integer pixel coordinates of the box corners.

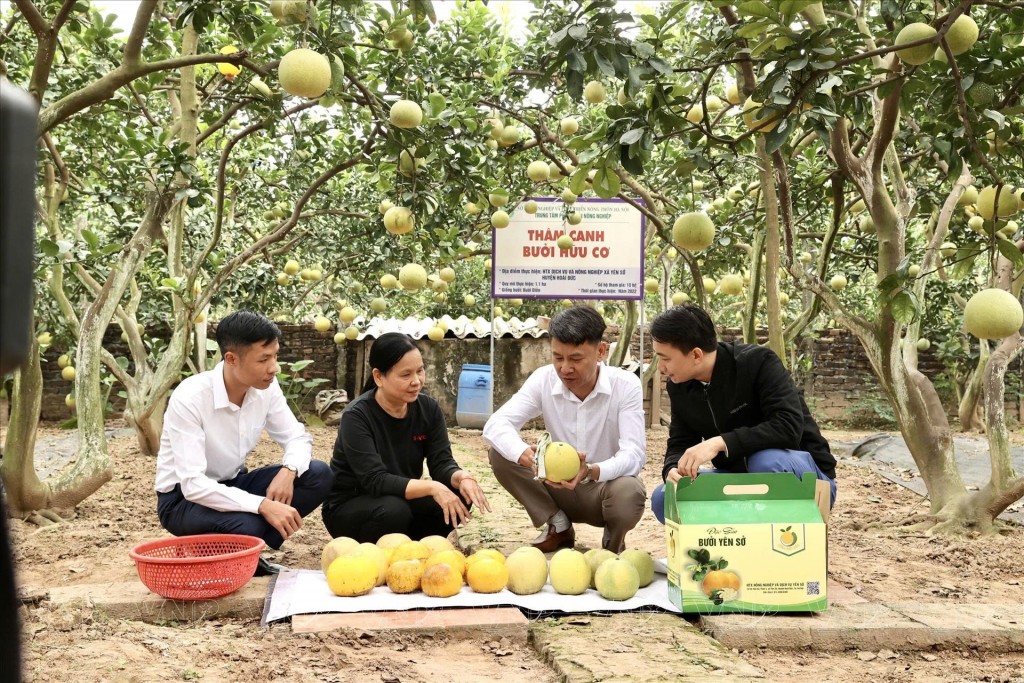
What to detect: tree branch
<box><xmin>123</xmin><ymin>0</ymin><xmax>157</xmax><ymax>65</ymax></box>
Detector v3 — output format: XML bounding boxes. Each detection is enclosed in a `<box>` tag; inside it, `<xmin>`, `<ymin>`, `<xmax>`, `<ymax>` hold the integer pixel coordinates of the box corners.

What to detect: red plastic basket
<box><xmin>129</xmin><ymin>534</ymin><xmax>265</xmax><ymax>600</ymax></box>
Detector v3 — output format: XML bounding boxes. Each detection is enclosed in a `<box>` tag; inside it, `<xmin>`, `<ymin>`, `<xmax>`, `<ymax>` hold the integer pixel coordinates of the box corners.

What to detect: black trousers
<box><xmin>157</xmin><ymin>461</ymin><xmax>333</xmax><ymax>550</ymax></box>
<box><xmin>321</xmin><ymin>492</ymin><xmax>467</xmax><ymax>543</ymax></box>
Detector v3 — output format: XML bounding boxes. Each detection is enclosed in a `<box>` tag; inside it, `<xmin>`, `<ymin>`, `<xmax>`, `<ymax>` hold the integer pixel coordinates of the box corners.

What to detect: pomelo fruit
<box><xmin>354</xmin><ymin>542</ymin><xmax>389</xmax><ymax>586</ymax></box>
<box><xmin>702</xmin><ymin>277</ymin><xmax>717</xmax><ymax>293</ymax></box>
<box><xmin>339</xmin><ymin>306</ymin><xmax>358</xmax><ymax>323</ymax></box>
<box><xmin>594</xmin><ymin>558</ymin><xmax>640</xmax><ymax>601</ymax></box>
<box><xmin>671</xmin><ymin>291</ymin><xmax>689</xmax><ymax>306</ymax></box>
<box><xmin>421</xmin><ymin>562</ymin><xmax>463</xmax><ymax>597</ymax></box>
<box><xmin>549</xmin><ymin>548</ymin><xmax>590</xmax><ymax>595</ymax></box>
<box><xmin>278</xmin><ymin>48</ymin><xmax>331</xmax><ymax>99</ymax></box>
<box><xmin>467</xmin><ymin>548</ymin><xmax>505</xmax><ymax>566</ymax></box>
<box><xmin>964</xmin><ymin>288</ymin><xmax>1024</xmax><ymax>339</ymax></box>
<box><xmin>958</xmin><ymin>185</ymin><xmax>978</xmax><ymax>206</ymax></box>
<box><xmin>376</xmin><ymin>532</ymin><xmax>412</xmax><ymax>551</ymax></box>
<box><xmin>945</xmin><ymin>14</ymin><xmax>979</xmax><ymax>55</ymax></box>
<box><xmin>389</xmin><ymin>99</ymin><xmax>423</xmax><ymax>129</ymax></box>
<box><xmin>427</xmin><ymin>326</ymin><xmax>445</xmax><ymax>341</ymax></box>
<box><xmin>438</xmin><ymin>267</ymin><xmax>456</xmax><ymax>284</ymax></box>
<box><xmin>895</xmin><ymin>23</ymin><xmax>937</xmax><ymax>65</ymax></box>
<box><xmin>313</xmin><ymin>316</ymin><xmax>331</xmax><ymax>333</ymax></box>
<box><xmin>391</xmin><ymin>540</ymin><xmax>431</xmax><ymax>564</ymax></box>
<box><xmin>386</xmin><ymin>558</ymin><xmax>425</xmax><ymax>593</ymax></box>
<box><xmin>399</xmin><ymin>263</ymin><xmax>428</xmax><ymax>290</ymax></box>
<box><xmin>560</xmin><ymin>117</ymin><xmax>579</xmax><ymax>135</ymax></box>
<box><xmin>61</xmin><ymin>366</ymin><xmax>76</xmax><ymax>381</ymax></box>
<box><xmin>557</xmin><ymin>234</ymin><xmax>573</xmax><ymax>250</ymax></box>
<box><xmin>370</xmin><ymin>297</ymin><xmax>387</xmax><ymax>314</ymax></box>
<box><xmin>829</xmin><ymin>274</ymin><xmax>848</xmax><ymax>290</ymax></box>
<box><xmin>561</xmin><ymin>189</ymin><xmax>577</xmax><ymax>204</ymax></box>
<box><xmin>425</xmin><ymin>549</ymin><xmax>466</xmax><ymax>578</ymax></box>
<box><xmin>321</xmin><ymin>536</ymin><xmax>360</xmax><ymax>574</ymax></box>
<box><xmin>719</xmin><ymin>274</ymin><xmax>744</xmax><ymax>295</ymax></box>
<box><xmin>380</xmin><ymin>273</ymin><xmax>398</xmax><ymax>289</ymax></box>
<box><xmin>284</xmin><ymin>259</ymin><xmax>300</xmax><ymax>275</ymax></box>
<box><xmin>543</xmin><ymin>441</ymin><xmax>581</xmax><ymax>482</ymax></box>
<box><xmin>504</xmin><ymin>546</ymin><xmax>548</xmax><ymax>595</ymax></box>
<box><xmin>463</xmin><ymin>294</ymin><xmax>476</xmax><ymax>306</ymax></box>
<box><xmin>524</xmin><ymin>200</ymin><xmax>539</xmax><ymax>214</ymax></box>
<box><xmin>916</xmin><ymin>338</ymin><xmax>931</xmax><ymax>352</ymax></box>
<box><xmin>466</xmin><ymin>558</ymin><xmax>508</xmax><ymax>593</ymax></box>
<box><xmin>672</xmin><ymin>212</ymin><xmax>715</xmax><ymax>251</ymax></box>
<box><xmin>644</xmin><ymin>278</ymin><xmax>659</xmax><ymax>294</ymax></box>
<box><xmin>326</xmin><ymin>554</ymin><xmax>377</xmax><ymax>597</ymax></box>
<box><xmin>491</xmin><ymin>210</ymin><xmax>510</xmax><ymax>229</ymax></box>
<box><xmin>584</xmin><ymin>548</ymin><xmax>616</xmax><ymax>589</ymax></box>
<box><xmin>618</xmin><ymin>549</ymin><xmax>655</xmax><ymax>588</ymax></box>
<box><xmin>583</xmin><ymin>80</ymin><xmax>606</xmax><ymax>104</ymax></box>
<box><xmin>527</xmin><ymin>160</ymin><xmax>550</xmax><ymax>182</ymax></box>
<box><xmin>977</xmin><ymin>185</ymin><xmax>1019</xmax><ymax>220</ymax></box>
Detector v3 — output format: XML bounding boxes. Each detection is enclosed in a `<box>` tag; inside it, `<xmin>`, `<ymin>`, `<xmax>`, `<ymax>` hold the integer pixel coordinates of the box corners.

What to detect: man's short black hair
<box><xmin>548</xmin><ymin>305</ymin><xmax>606</xmax><ymax>346</ymax></box>
<box><xmin>650</xmin><ymin>304</ymin><xmax>718</xmax><ymax>353</ymax></box>
<box><xmin>215</xmin><ymin>311</ymin><xmax>282</xmax><ymax>356</ymax></box>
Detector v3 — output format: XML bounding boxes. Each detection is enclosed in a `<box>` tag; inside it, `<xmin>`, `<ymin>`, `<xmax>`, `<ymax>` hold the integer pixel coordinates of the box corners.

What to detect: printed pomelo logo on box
<box><xmin>665</xmin><ymin>473</ymin><xmax>828</xmax><ymax>613</ymax></box>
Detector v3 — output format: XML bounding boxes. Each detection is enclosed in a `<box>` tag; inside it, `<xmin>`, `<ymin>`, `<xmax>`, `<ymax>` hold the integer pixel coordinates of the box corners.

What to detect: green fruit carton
<box><xmin>665</xmin><ymin>472</ymin><xmax>829</xmax><ymax>613</ymax></box>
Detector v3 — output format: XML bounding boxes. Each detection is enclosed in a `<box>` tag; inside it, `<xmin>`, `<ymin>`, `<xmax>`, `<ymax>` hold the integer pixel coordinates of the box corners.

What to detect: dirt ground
<box><xmin>7</xmin><ymin>423</ymin><xmax>1024</xmax><ymax>682</ymax></box>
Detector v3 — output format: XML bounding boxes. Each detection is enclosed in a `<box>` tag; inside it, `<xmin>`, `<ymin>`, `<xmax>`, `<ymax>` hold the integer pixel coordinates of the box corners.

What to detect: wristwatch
<box><xmin>282</xmin><ymin>464</ymin><xmax>298</xmax><ymax>474</ymax></box>
<box><xmin>582</xmin><ymin>464</ymin><xmax>594</xmax><ymax>483</ymax></box>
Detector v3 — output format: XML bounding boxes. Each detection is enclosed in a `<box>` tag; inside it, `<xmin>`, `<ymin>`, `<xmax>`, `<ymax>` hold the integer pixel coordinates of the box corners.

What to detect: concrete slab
<box><xmin>829</xmin><ymin>583</ymin><xmax>868</xmax><ymax>606</ymax></box>
<box><xmin>292</xmin><ymin>607</ymin><xmax>528</xmax><ymax>643</ymax></box>
<box><xmin>888</xmin><ymin>602</ymin><xmax>1024</xmax><ymax>650</ymax></box>
<box><xmin>531</xmin><ymin>613</ymin><xmax>765</xmax><ymax>682</ymax></box>
<box><xmin>48</xmin><ymin>578</ymin><xmax>269</xmax><ymax>623</ymax></box>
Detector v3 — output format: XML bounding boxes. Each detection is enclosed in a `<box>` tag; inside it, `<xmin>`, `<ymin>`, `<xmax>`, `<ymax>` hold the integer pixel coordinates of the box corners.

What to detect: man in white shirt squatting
<box><xmin>483</xmin><ymin>306</ymin><xmax>647</xmax><ymax>553</ymax></box>
<box><xmin>154</xmin><ymin>311</ymin><xmax>332</xmax><ymax>575</ymax></box>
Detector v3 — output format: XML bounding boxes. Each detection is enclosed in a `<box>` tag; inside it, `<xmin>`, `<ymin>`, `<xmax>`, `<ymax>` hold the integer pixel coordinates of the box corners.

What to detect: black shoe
<box><xmin>254</xmin><ymin>556</ymin><xmax>284</xmax><ymax>577</ymax></box>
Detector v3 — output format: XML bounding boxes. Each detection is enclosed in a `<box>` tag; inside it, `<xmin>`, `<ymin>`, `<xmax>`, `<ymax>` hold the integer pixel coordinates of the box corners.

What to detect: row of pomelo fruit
<box><xmin>321</xmin><ymin>532</ymin><xmax>655</xmax><ymax>602</ymax></box>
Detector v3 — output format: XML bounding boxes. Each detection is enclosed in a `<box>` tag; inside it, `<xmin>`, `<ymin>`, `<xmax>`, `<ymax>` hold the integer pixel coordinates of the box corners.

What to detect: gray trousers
<box><xmin>488</xmin><ymin>448</ymin><xmax>646</xmax><ymax>552</ymax></box>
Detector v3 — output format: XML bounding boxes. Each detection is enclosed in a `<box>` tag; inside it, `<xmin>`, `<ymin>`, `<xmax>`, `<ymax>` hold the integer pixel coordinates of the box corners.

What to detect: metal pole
<box><xmin>489</xmin><ymin>298</ymin><xmax>495</xmax><ymax>415</ymax></box>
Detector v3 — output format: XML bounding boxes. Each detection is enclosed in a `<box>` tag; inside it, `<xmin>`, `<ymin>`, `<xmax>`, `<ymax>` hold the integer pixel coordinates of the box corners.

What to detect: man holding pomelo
<box><xmin>483</xmin><ymin>306</ymin><xmax>646</xmax><ymax>553</ymax></box>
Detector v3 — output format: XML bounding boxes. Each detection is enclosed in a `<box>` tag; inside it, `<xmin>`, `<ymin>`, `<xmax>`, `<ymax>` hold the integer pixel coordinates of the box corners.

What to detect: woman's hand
<box><xmin>457</xmin><ymin>475</ymin><xmax>491</xmax><ymax>514</ymax></box>
<box><xmin>432</xmin><ymin>481</ymin><xmax>471</xmax><ymax>527</ymax></box>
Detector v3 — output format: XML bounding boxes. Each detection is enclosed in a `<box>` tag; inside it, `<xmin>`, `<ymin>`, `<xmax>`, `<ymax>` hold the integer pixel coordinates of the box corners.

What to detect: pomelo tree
<box><xmin>535</xmin><ymin>0</ymin><xmax>1023</xmax><ymax>532</ymax></box>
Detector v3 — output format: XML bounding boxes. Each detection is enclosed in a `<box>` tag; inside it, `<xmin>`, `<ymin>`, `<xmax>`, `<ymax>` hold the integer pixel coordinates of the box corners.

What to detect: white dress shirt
<box><xmin>154</xmin><ymin>362</ymin><xmax>313</xmax><ymax>514</ymax></box>
<box><xmin>483</xmin><ymin>364</ymin><xmax>646</xmax><ymax>481</ymax></box>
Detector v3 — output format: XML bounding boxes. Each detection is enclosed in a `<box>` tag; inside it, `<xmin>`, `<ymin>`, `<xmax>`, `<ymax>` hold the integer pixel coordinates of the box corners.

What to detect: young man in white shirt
<box><xmin>154</xmin><ymin>311</ymin><xmax>332</xmax><ymax>575</ymax></box>
<box><xmin>483</xmin><ymin>306</ymin><xmax>647</xmax><ymax>553</ymax></box>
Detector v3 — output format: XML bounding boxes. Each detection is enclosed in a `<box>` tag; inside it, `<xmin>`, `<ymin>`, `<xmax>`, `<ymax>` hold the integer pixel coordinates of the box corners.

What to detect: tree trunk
<box><xmin>0</xmin><ymin>333</ymin><xmax>49</xmax><ymax>515</ymax></box>
<box><xmin>957</xmin><ymin>341</ymin><xmax>989</xmax><ymax>431</ymax></box>
<box><xmin>610</xmin><ymin>300</ymin><xmax>639</xmax><ymax>368</ymax></box>
<box><xmin>755</xmin><ymin>138</ymin><xmax>784</xmax><ymax>359</ymax></box>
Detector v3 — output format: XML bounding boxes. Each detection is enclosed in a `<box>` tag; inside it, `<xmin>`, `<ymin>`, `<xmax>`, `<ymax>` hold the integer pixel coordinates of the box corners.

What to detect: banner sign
<box><xmin>491</xmin><ymin>197</ymin><xmax>645</xmax><ymax>300</ymax></box>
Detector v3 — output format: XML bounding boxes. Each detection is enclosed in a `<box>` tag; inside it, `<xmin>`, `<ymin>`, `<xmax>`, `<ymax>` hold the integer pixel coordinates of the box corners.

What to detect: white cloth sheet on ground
<box><xmin>262</xmin><ymin>562</ymin><xmax>679</xmax><ymax>624</ymax></box>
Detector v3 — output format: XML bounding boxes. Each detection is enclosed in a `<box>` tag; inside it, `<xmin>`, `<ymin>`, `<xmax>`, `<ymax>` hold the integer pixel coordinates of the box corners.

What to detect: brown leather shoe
<box><xmin>531</xmin><ymin>524</ymin><xmax>575</xmax><ymax>553</ymax></box>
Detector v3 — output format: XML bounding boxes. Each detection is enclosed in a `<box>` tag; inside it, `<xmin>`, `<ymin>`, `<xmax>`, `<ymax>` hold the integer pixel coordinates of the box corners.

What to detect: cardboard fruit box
<box><xmin>665</xmin><ymin>472</ymin><xmax>829</xmax><ymax>613</ymax></box>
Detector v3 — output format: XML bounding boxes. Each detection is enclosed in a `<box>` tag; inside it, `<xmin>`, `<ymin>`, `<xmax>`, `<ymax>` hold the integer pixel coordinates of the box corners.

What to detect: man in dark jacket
<box><xmin>649</xmin><ymin>305</ymin><xmax>837</xmax><ymax>523</ymax></box>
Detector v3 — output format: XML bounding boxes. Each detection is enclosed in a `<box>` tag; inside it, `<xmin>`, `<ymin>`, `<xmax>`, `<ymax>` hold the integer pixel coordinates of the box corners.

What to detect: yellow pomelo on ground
<box><xmin>386</xmin><ymin>558</ymin><xmax>425</xmax><ymax>593</ymax></box>
<box><xmin>618</xmin><ymin>549</ymin><xmax>655</xmax><ymax>588</ymax></box>
<box><xmin>426</xmin><ymin>549</ymin><xmax>467</xmax><ymax>578</ymax></box>
<box><xmin>504</xmin><ymin>546</ymin><xmax>548</xmax><ymax>595</ymax></box>
<box><xmin>326</xmin><ymin>555</ymin><xmax>378</xmax><ymax>597</ymax></box>
<box><xmin>279</xmin><ymin>48</ymin><xmax>332</xmax><ymax>99</ymax></box>
<box><xmin>61</xmin><ymin>366</ymin><xmax>76</xmax><ymax>381</ymax></box>
<box><xmin>380</xmin><ymin>273</ymin><xmax>398</xmax><ymax>289</ymax></box>
<box><xmin>945</xmin><ymin>14</ymin><xmax>979</xmax><ymax>56</ymax></box>
<box><xmin>491</xmin><ymin>210</ymin><xmax>510</xmax><ymax>229</ymax></box>
<box><xmin>389</xmin><ymin>99</ymin><xmax>423</xmax><ymax>128</ymax></box>
<box><xmin>830</xmin><ymin>274</ymin><xmax>848</xmax><ymax>290</ymax></box>
<box><xmin>399</xmin><ymin>263</ymin><xmax>428</xmax><ymax>290</ymax></box>
<box><xmin>421</xmin><ymin>563</ymin><xmax>463</xmax><ymax>597</ymax></box>
<box><xmin>964</xmin><ymin>288</ymin><xmax>1024</xmax><ymax>339</ymax></box>
<box><xmin>391</xmin><ymin>540</ymin><xmax>431</xmax><ymax>564</ymax></box>
<box><xmin>719</xmin><ymin>274</ymin><xmax>744</xmax><ymax>295</ymax></box>
<box><xmin>376</xmin><ymin>532</ymin><xmax>412</xmax><ymax>551</ymax></box>
<box><xmin>355</xmin><ymin>542</ymin><xmax>390</xmax><ymax>586</ymax></box>
<box><xmin>420</xmin><ymin>535</ymin><xmax>454</xmax><ymax>554</ymax></box>
<box><xmin>594</xmin><ymin>558</ymin><xmax>640</xmax><ymax>601</ymax></box>
<box><xmin>895</xmin><ymin>23</ymin><xmax>937</xmax><ymax>66</ymax></box>
<box><xmin>467</xmin><ymin>558</ymin><xmax>509</xmax><ymax>593</ymax></box>
<box><xmin>976</xmin><ymin>185</ymin><xmax>1020</xmax><ymax>220</ymax></box>
<box><xmin>527</xmin><ymin>160</ymin><xmax>550</xmax><ymax>182</ymax></box>
<box><xmin>549</xmin><ymin>548</ymin><xmax>591</xmax><ymax>595</ymax></box>
<box><xmin>583</xmin><ymin>80</ymin><xmax>606</xmax><ymax>104</ymax></box>
<box><xmin>467</xmin><ymin>548</ymin><xmax>505</xmax><ymax>567</ymax></box>
<box><xmin>321</xmin><ymin>536</ymin><xmax>360</xmax><ymax>574</ymax></box>
<box><xmin>543</xmin><ymin>441</ymin><xmax>581</xmax><ymax>482</ymax></box>
<box><xmin>383</xmin><ymin>206</ymin><xmax>414</xmax><ymax>235</ymax></box>
<box><xmin>672</xmin><ymin>212</ymin><xmax>715</xmax><ymax>251</ymax></box>
<box><xmin>284</xmin><ymin>259</ymin><xmax>300</xmax><ymax>275</ymax></box>
<box><xmin>313</xmin><ymin>316</ymin><xmax>331</xmax><ymax>333</ymax></box>
<box><xmin>560</xmin><ymin>117</ymin><xmax>579</xmax><ymax>135</ymax></box>
<box><xmin>584</xmin><ymin>548</ymin><xmax>617</xmax><ymax>589</ymax></box>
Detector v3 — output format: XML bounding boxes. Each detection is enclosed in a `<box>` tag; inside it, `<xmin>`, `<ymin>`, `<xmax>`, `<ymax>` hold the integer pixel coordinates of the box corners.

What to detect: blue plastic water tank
<box><xmin>456</xmin><ymin>364</ymin><xmax>492</xmax><ymax>429</ymax></box>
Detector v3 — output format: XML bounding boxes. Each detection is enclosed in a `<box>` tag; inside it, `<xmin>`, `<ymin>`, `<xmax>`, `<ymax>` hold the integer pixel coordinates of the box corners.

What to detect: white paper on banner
<box><xmin>492</xmin><ymin>198</ymin><xmax>645</xmax><ymax>300</ymax></box>
<box><xmin>262</xmin><ymin>568</ymin><xmax>680</xmax><ymax>624</ymax></box>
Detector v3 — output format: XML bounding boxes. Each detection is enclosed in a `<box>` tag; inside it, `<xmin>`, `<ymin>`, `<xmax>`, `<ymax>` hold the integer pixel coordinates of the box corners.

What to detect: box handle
<box><xmin>722</xmin><ymin>483</ymin><xmax>769</xmax><ymax>496</ymax></box>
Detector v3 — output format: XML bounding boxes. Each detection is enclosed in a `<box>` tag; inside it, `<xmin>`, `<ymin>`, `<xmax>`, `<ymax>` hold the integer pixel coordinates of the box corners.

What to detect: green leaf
<box><xmin>82</xmin><ymin>229</ymin><xmax>99</xmax><ymax>250</ymax></box>
<box><xmin>569</xmin><ymin>167</ymin><xmax>589</xmax><ymax>195</ymax></box>
<box><xmin>997</xmin><ymin>238</ymin><xmax>1024</xmax><ymax>266</ymax></box>
<box><xmin>737</xmin><ymin>1</ymin><xmax>775</xmax><ymax>18</ymax></box>
<box><xmin>890</xmin><ymin>290</ymin><xmax>918</xmax><ymax>324</ymax></box>
<box><xmin>568</xmin><ymin>24</ymin><xmax>589</xmax><ymax>41</ymax></box>
<box><xmin>592</xmin><ymin>166</ymin><xmax>621</xmax><ymax>198</ymax></box>
<box><xmin>619</xmin><ymin>128</ymin><xmax>644</xmax><ymax>145</ymax></box>
<box><xmin>40</xmin><ymin>239</ymin><xmax>60</xmax><ymax>258</ymax></box>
